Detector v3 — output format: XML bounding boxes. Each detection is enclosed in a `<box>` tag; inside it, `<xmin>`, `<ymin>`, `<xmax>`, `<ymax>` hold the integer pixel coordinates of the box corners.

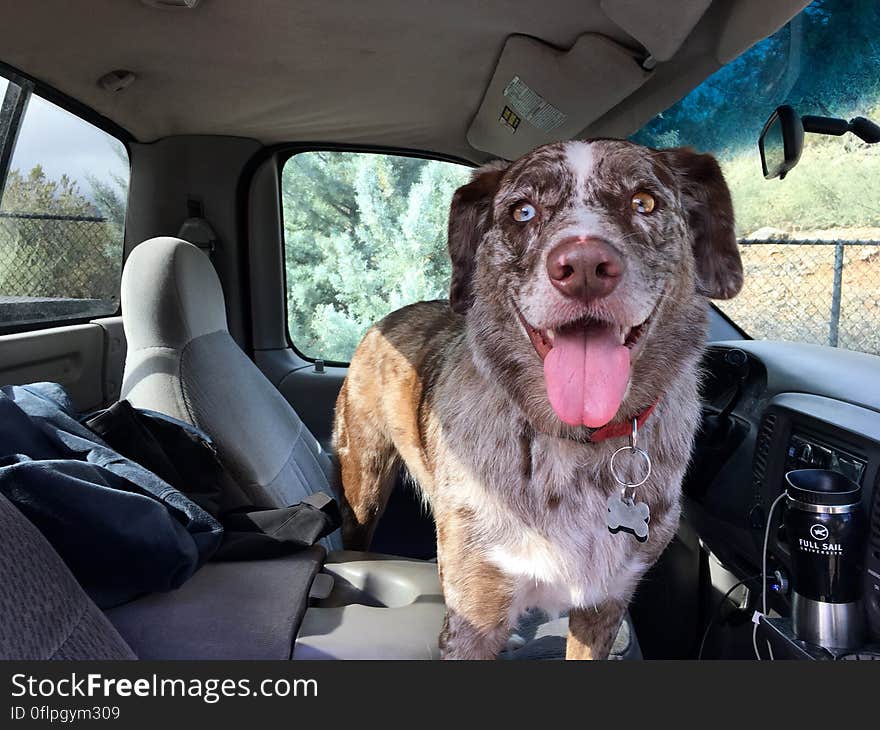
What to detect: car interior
<box><xmin>1</xmin><ymin>0</ymin><xmax>878</xmax><ymax>661</ymax></box>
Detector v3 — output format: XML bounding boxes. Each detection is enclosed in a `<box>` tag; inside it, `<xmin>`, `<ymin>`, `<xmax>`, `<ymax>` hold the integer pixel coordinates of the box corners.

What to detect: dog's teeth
<box><xmin>546</xmin><ymin>329</ymin><xmax>555</xmax><ymax>342</ymax></box>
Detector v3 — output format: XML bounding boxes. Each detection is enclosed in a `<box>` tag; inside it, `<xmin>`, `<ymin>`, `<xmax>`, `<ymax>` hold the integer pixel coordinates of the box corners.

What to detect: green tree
<box><xmin>283</xmin><ymin>152</ymin><xmax>469</xmax><ymax>361</ymax></box>
<box><xmin>86</xmin><ymin>171</ymin><xmax>128</xmax><ymax>233</ymax></box>
<box><xmin>2</xmin><ymin>166</ymin><xmax>97</xmax><ymax>216</ymax></box>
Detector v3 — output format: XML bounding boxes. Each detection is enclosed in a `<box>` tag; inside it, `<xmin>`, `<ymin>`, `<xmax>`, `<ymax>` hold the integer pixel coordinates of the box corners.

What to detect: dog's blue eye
<box><xmin>512</xmin><ymin>203</ymin><xmax>536</xmax><ymax>222</ymax></box>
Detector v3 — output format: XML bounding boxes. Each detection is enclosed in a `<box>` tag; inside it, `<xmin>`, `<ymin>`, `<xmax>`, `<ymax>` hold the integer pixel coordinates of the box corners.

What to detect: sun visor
<box><xmin>716</xmin><ymin>0</ymin><xmax>812</xmax><ymax>64</ymax></box>
<box><xmin>600</xmin><ymin>0</ymin><xmax>712</xmax><ymax>62</ymax></box>
<box><xmin>466</xmin><ymin>33</ymin><xmax>651</xmax><ymax>160</ymax></box>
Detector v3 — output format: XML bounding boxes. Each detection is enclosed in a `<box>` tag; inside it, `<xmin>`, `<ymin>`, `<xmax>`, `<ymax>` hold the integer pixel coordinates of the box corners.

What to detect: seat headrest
<box><xmin>122</xmin><ymin>237</ymin><xmax>228</xmax><ymax>351</ymax></box>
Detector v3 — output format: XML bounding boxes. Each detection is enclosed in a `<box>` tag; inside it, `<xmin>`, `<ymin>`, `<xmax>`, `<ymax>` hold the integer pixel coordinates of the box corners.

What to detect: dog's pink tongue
<box><xmin>544</xmin><ymin>323</ymin><xmax>630</xmax><ymax>427</ymax></box>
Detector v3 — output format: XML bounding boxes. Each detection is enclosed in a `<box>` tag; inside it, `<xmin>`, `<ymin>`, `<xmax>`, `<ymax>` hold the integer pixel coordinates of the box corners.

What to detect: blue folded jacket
<box><xmin>0</xmin><ymin>382</ymin><xmax>223</xmax><ymax>608</ymax></box>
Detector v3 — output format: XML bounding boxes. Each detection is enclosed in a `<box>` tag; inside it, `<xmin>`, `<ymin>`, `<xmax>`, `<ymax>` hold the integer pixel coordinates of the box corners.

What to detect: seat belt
<box><xmin>177</xmin><ymin>198</ymin><xmax>218</xmax><ymax>256</ymax></box>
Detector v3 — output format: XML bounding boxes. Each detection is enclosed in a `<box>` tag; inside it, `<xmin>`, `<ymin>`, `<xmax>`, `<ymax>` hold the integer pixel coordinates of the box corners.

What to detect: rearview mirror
<box><xmin>758</xmin><ymin>105</ymin><xmax>803</xmax><ymax>180</ymax></box>
<box><xmin>758</xmin><ymin>105</ymin><xmax>880</xmax><ymax>180</ymax></box>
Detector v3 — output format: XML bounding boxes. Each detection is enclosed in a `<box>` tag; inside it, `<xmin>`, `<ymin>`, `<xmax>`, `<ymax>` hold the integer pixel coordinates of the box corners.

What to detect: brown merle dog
<box><xmin>333</xmin><ymin>139</ymin><xmax>743</xmax><ymax>659</ymax></box>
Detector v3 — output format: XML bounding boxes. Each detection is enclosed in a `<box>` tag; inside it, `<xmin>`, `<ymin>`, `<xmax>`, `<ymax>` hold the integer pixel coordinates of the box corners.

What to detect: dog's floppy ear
<box><xmin>447</xmin><ymin>161</ymin><xmax>508</xmax><ymax>313</ymax></box>
<box><xmin>660</xmin><ymin>148</ymin><xmax>743</xmax><ymax>300</ymax></box>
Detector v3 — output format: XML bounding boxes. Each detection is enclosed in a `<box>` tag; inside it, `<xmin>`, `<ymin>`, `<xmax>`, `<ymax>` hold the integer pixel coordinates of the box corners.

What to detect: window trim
<box><xmin>0</xmin><ymin>58</ymin><xmax>133</xmax><ymax>335</ymax></box>
<box><xmin>276</xmin><ymin>143</ymin><xmax>475</xmax><ymax>367</ymax></box>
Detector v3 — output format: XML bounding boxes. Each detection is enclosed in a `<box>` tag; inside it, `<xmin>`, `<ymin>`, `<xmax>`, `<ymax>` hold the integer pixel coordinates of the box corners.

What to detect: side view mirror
<box><xmin>758</xmin><ymin>104</ymin><xmax>880</xmax><ymax>180</ymax></box>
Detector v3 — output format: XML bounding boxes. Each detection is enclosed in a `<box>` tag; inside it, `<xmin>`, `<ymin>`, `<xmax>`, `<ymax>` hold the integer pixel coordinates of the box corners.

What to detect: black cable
<box><xmin>697</xmin><ymin>574</ymin><xmax>762</xmax><ymax>660</ymax></box>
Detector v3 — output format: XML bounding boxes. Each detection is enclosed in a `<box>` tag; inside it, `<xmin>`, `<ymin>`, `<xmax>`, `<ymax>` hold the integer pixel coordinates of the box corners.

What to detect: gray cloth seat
<box><xmin>0</xmin><ymin>493</ymin><xmax>135</xmax><ymax>660</ymax></box>
<box><xmin>106</xmin><ymin>547</ymin><xmax>325</xmax><ymax>659</ymax></box>
<box><xmin>0</xmin><ymin>464</ymin><xmax>325</xmax><ymax>661</ymax></box>
<box><xmin>119</xmin><ymin>237</ymin><xmax>450</xmax><ymax>658</ymax></box>
<box><xmin>0</xmin><ymin>479</ymin><xmax>324</xmax><ymax>661</ymax></box>
<box><xmin>121</xmin><ymin>236</ymin><xmax>341</xmax><ymax>551</ymax></box>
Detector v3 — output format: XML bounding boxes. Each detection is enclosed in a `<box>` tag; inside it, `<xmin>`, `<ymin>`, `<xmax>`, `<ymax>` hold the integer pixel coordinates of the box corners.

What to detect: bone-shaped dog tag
<box><xmin>606</xmin><ymin>492</ymin><xmax>650</xmax><ymax>542</ymax></box>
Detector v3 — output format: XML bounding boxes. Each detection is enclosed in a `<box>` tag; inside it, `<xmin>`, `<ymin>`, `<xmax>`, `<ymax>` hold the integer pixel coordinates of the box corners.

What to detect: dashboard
<box><xmin>684</xmin><ymin>340</ymin><xmax>880</xmax><ymax>644</ymax></box>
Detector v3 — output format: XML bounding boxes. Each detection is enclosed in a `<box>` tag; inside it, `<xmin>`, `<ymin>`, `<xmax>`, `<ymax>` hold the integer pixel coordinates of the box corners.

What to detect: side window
<box><xmin>0</xmin><ymin>74</ymin><xmax>129</xmax><ymax>330</ymax></box>
<box><xmin>282</xmin><ymin>151</ymin><xmax>471</xmax><ymax>362</ymax></box>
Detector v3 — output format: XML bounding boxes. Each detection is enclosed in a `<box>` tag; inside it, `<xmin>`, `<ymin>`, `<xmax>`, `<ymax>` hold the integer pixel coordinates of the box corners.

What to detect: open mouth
<box><xmin>515</xmin><ymin>307</ymin><xmax>654</xmax><ymax>429</ymax></box>
<box><xmin>516</xmin><ymin>311</ymin><xmax>651</xmax><ymax>361</ymax></box>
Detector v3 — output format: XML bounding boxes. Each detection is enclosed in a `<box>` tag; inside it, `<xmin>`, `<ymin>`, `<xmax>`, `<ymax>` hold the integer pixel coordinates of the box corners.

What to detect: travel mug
<box><xmin>784</xmin><ymin>469</ymin><xmax>866</xmax><ymax>650</ymax></box>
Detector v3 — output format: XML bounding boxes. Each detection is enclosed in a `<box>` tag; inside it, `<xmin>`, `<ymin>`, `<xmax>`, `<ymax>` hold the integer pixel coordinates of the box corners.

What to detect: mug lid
<box><xmin>785</xmin><ymin>469</ymin><xmax>861</xmax><ymax>507</ymax></box>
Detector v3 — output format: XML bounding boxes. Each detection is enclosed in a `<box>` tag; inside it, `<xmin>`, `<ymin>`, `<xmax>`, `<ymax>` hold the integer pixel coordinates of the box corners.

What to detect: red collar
<box><xmin>587</xmin><ymin>401</ymin><xmax>659</xmax><ymax>443</ymax></box>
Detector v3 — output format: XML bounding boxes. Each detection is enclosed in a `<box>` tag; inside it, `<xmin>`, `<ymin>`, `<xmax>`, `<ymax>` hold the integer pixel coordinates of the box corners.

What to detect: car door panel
<box><xmin>255</xmin><ymin>349</ymin><xmax>345</xmax><ymax>450</ymax></box>
<box><xmin>277</xmin><ymin>366</ymin><xmax>346</xmax><ymax>450</ymax></box>
<box><xmin>0</xmin><ymin>323</ymin><xmax>107</xmax><ymax>412</ymax></box>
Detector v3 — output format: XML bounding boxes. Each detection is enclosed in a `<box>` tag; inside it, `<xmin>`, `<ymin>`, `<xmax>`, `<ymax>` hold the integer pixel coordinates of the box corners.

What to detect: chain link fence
<box><xmin>0</xmin><ymin>211</ymin><xmax>122</xmax><ymax>326</ymax></box>
<box><xmin>717</xmin><ymin>238</ymin><xmax>880</xmax><ymax>356</ymax></box>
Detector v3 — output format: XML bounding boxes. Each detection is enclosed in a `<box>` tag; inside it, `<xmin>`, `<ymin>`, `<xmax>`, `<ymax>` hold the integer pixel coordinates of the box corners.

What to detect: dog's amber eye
<box><xmin>512</xmin><ymin>202</ymin><xmax>537</xmax><ymax>222</ymax></box>
<box><xmin>630</xmin><ymin>192</ymin><xmax>655</xmax><ymax>214</ymax></box>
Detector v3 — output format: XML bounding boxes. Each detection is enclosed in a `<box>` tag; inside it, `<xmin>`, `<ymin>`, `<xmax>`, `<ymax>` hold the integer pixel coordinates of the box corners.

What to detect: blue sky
<box><xmin>3</xmin><ymin>77</ymin><xmax>128</xmax><ymax>199</ymax></box>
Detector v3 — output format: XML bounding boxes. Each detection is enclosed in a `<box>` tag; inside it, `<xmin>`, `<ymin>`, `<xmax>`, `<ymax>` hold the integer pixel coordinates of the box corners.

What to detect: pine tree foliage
<box><xmin>283</xmin><ymin>152</ymin><xmax>469</xmax><ymax>361</ymax></box>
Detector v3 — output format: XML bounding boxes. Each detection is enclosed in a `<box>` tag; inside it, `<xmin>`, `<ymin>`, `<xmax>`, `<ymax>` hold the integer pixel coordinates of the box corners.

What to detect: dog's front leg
<box><xmin>435</xmin><ymin>509</ymin><xmax>514</xmax><ymax>660</ymax></box>
<box><xmin>566</xmin><ymin>601</ymin><xmax>627</xmax><ymax>660</ymax></box>
<box><xmin>439</xmin><ymin>607</ymin><xmax>512</xmax><ymax>660</ymax></box>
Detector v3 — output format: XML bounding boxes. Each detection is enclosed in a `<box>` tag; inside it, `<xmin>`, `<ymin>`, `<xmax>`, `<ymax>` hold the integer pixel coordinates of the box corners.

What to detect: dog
<box><xmin>333</xmin><ymin>139</ymin><xmax>743</xmax><ymax>659</ymax></box>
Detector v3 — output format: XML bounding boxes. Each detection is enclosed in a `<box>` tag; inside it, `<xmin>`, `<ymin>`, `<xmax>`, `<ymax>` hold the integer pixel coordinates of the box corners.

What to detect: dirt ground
<box><xmin>716</xmin><ymin>229</ymin><xmax>880</xmax><ymax>356</ymax></box>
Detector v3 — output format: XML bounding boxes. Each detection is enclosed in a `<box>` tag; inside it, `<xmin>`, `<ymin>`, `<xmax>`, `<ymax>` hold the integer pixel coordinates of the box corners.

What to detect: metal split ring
<box><xmin>609</xmin><ymin>419</ymin><xmax>652</xmax><ymax>488</ymax></box>
<box><xmin>609</xmin><ymin>445</ymin><xmax>652</xmax><ymax>488</ymax></box>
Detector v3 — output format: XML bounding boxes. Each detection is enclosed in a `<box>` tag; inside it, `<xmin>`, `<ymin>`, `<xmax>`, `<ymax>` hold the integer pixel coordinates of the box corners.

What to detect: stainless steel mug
<box><xmin>784</xmin><ymin>469</ymin><xmax>866</xmax><ymax>650</ymax></box>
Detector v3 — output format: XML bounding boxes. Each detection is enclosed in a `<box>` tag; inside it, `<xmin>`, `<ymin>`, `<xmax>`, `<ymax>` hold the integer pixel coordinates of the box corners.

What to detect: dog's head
<box><xmin>448</xmin><ymin>140</ymin><xmax>742</xmax><ymax>436</ymax></box>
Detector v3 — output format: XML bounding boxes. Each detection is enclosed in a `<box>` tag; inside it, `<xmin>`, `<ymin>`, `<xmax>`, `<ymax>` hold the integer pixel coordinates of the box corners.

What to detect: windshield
<box><xmin>632</xmin><ymin>0</ymin><xmax>880</xmax><ymax>356</ymax></box>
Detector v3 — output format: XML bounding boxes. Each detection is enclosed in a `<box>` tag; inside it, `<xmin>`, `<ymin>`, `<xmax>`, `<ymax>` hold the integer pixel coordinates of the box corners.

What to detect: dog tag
<box><xmin>606</xmin><ymin>418</ymin><xmax>652</xmax><ymax>542</ymax></box>
<box><xmin>606</xmin><ymin>492</ymin><xmax>650</xmax><ymax>542</ymax></box>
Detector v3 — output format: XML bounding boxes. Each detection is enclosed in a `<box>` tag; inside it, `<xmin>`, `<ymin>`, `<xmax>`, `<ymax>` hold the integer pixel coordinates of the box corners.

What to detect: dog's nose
<box><xmin>546</xmin><ymin>236</ymin><xmax>625</xmax><ymax>302</ymax></box>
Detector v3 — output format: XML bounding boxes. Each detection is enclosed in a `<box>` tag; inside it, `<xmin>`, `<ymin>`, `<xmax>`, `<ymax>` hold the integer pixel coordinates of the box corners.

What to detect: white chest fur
<box><xmin>474</xmin><ymin>433</ymin><xmax>661</xmax><ymax>619</ymax></box>
<box><xmin>487</xmin><ymin>527</ymin><xmax>650</xmax><ymax>620</ymax></box>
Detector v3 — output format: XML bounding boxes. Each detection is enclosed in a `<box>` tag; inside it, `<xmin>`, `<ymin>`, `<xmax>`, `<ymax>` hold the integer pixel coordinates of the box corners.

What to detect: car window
<box><xmin>282</xmin><ymin>151</ymin><xmax>471</xmax><ymax>362</ymax></box>
<box><xmin>0</xmin><ymin>74</ymin><xmax>129</xmax><ymax>330</ymax></box>
<box><xmin>632</xmin><ymin>0</ymin><xmax>880</xmax><ymax>356</ymax></box>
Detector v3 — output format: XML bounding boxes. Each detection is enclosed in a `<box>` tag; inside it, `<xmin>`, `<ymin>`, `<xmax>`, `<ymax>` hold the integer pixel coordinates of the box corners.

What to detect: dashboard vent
<box><xmin>750</xmin><ymin>413</ymin><xmax>778</xmax><ymax>527</ymax></box>
<box><xmin>753</xmin><ymin>413</ymin><xmax>777</xmax><ymax>492</ymax></box>
<box><xmin>870</xmin><ymin>472</ymin><xmax>880</xmax><ymax>561</ymax></box>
